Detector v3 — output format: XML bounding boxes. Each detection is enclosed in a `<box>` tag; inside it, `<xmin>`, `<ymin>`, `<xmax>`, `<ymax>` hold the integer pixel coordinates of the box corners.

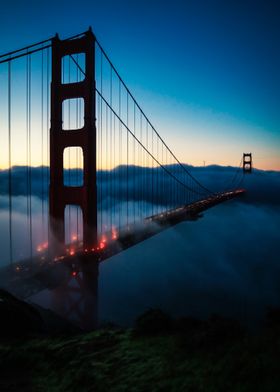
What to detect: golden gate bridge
<box><xmin>0</xmin><ymin>28</ymin><xmax>251</xmax><ymax>316</ymax></box>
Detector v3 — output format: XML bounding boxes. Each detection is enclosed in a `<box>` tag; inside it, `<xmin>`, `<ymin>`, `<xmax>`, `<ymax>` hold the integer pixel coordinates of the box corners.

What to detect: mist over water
<box><xmin>99</xmin><ymin>202</ymin><xmax>280</xmax><ymax>327</ymax></box>
<box><xmin>0</xmin><ymin>196</ymin><xmax>48</xmax><ymax>265</ymax></box>
<box><xmin>0</xmin><ymin>165</ymin><xmax>280</xmax><ymax>327</ymax></box>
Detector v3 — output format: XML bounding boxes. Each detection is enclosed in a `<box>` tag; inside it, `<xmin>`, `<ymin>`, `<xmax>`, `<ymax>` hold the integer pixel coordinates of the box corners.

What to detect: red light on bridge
<box><xmin>72</xmin><ymin>271</ymin><xmax>77</xmax><ymax>277</ymax></box>
<box><xmin>37</xmin><ymin>242</ymin><xmax>48</xmax><ymax>252</ymax></box>
<box><xmin>112</xmin><ymin>228</ymin><xmax>118</xmax><ymax>240</ymax></box>
<box><xmin>100</xmin><ymin>242</ymin><xmax>105</xmax><ymax>250</ymax></box>
<box><xmin>69</xmin><ymin>249</ymin><xmax>75</xmax><ymax>256</ymax></box>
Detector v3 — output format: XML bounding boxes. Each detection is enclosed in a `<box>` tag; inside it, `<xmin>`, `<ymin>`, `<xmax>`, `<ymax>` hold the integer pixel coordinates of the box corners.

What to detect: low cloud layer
<box><xmin>0</xmin><ymin>164</ymin><xmax>279</xmax><ymax>208</ymax></box>
<box><xmin>0</xmin><ymin>165</ymin><xmax>279</xmax><ymax>327</ymax></box>
<box><xmin>99</xmin><ymin>201</ymin><xmax>280</xmax><ymax>328</ymax></box>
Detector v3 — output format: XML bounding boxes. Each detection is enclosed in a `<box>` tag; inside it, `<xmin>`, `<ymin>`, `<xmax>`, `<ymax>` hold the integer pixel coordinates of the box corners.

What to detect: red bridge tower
<box><xmin>243</xmin><ymin>153</ymin><xmax>252</xmax><ymax>174</ymax></box>
<box><xmin>49</xmin><ymin>30</ymin><xmax>97</xmax><ymax>255</ymax></box>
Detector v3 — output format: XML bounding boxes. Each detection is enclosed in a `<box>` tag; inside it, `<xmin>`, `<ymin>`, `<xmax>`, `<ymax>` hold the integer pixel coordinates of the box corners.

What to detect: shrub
<box><xmin>133</xmin><ymin>308</ymin><xmax>173</xmax><ymax>336</ymax></box>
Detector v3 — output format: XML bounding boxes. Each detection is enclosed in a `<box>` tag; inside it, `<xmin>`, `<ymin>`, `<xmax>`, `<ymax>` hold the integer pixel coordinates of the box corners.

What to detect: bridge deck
<box><xmin>0</xmin><ymin>189</ymin><xmax>245</xmax><ymax>299</ymax></box>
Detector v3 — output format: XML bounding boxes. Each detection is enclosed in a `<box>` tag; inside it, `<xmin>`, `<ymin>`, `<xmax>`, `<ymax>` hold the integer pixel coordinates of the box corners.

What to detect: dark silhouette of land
<box><xmin>1</xmin><ymin>290</ymin><xmax>280</xmax><ymax>391</ymax></box>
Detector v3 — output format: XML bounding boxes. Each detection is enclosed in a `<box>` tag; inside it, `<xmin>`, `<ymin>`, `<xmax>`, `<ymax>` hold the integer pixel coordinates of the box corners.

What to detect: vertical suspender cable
<box><xmin>147</xmin><ymin>123</ymin><xmax>149</xmax><ymax>216</ymax></box>
<box><xmin>28</xmin><ymin>55</ymin><xmax>33</xmax><ymax>259</ymax></box>
<box><xmin>157</xmin><ymin>136</ymin><xmax>159</xmax><ymax>214</ymax></box>
<box><xmin>26</xmin><ymin>55</ymin><xmax>29</xmax><ymax>258</ymax></box>
<box><xmin>165</xmin><ymin>147</ymin><xmax>167</xmax><ymax>213</ymax></box>
<box><xmin>41</xmin><ymin>48</ymin><xmax>44</xmax><ymax>242</ymax></box>
<box><xmin>161</xmin><ymin>143</ymin><xmax>163</xmax><ymax>213</ymax></box>
<box><xmin>105</xmin><ymin>103</ymin><xmax>108</xmax><ymax>233</ymax></box>
<box><xmin>110</xmin><ymin>66</ymin><xmax>113</xmax><ymax>234</ymax></box>
<box><xmin>140</xmin><ymin>112</ymin><xmax>142</xmax><ymax>219</ymax></box>
<box><xmin>151</xmin><ymin>128</ymin><xmax>154</xmax><ymax>216</ymax></box>
<box><xmin>46</xmin><ymin>46</ymin><xmax>50</xmax><ymax>254</ymax></box>
<box><xmin>100</xmin><ymin>52</ymin><xmax>103</xmax><ymax>239</ymax></box>
<box><xmin>118</xmin><ymin>79</ymin><xmax>121</xmax><ymax>231</ymax></box>
<box><xmin>68</xmin><ymin>56</ymin><xmax>71</xmax><ymax>243</ymax></box>
<box><xmin>8</xmin><ymin>60</ymin><xmax>13</xmax><ymax>264</ymax></box>
<box><xmin>126</xmin><ymin>91</ymin><xmax>129</xmax><ymax>229</ymax></box>
<box><xmin>75</xmin><ymin>54</ymin><xmax>79</xmax><ymax>241</ymax></box>
<box><xmin>76</xmin><ymin>54</ymin><xmax>79</xmax><ymax>242</ymax></box>
<box><xmin>79</xmin><ymin>68</ymin><xmax>82</xmax><ymax>240</ymax></box>
<box><xmin>109</xmin><ymin>67</ymin><xmax>113</xmax><ymax>234</ymax></box>
<box><xmin>113</xmin><ymin>114</ymin><xmax>116</xmax><ymax>230</ymax></box>
<box><xmin>133</xmin><ymin>102</ymin><xmax>136</xmax><ymax>224</ymax></box>
<box><xmin>97</xmin><ymin>92</ymin><xmax>100</xmax><ymax>239</ymax></box>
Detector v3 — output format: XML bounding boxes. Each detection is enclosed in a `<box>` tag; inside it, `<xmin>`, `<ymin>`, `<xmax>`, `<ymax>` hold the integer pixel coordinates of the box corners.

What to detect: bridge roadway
<box><xmin>0</xmin><ymin>189</ymin><xmax>245</xmax><ymax>299</ymax></box>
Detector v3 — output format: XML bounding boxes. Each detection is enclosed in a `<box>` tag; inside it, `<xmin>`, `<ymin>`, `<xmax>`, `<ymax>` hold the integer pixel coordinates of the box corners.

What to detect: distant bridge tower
<box><xmin>49</xmin><ymin>30</ymin><xmax>97</xmax><ymax>255</ymax></box>
<box><xmin>243</xmin><ymin>153</ymin><xmax>252</xmax><ymax>174</ymax></box>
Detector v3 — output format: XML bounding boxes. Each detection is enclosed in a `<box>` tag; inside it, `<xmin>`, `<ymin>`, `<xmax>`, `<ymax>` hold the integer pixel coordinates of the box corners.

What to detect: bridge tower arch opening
<box><xmin>49</xmin><ymin>30</ymin><xmax>97</xmax><ymax>255</ymax></box>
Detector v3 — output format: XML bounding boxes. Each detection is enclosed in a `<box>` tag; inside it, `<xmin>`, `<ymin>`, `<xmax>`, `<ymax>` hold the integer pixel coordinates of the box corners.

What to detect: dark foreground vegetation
<box><xmin>1</xmin><ymin>290</ymin><xmax>280</xmax><ymax>391</ymax></box>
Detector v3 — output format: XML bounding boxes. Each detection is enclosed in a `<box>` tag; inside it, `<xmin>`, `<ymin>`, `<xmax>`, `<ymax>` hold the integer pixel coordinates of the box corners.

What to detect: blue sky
<box><xmin>0</xmin><ymin>0</ymin><xmax>279</xmax><ymax>169</ymax></box>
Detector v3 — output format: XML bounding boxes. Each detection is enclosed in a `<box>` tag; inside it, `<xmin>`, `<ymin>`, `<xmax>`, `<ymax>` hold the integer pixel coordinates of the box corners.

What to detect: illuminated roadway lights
<box><xmin>51</xmin><ymin>232</ymin><xmax>111</xmax><ymax>261</ymax></box>
<box><xmin>36</xmin><ymin>242</ymin><xmax>48</xmax><ymax>253</ymax></box>
<box><xmin>111</xmin><ymin>227</ymin><xmax>118</xmax><ymax>240</ymax></box>
<box><xmin>69</xmin><ymin>249</ymin><xmax>75</xmax><ymax>256</ymax></box>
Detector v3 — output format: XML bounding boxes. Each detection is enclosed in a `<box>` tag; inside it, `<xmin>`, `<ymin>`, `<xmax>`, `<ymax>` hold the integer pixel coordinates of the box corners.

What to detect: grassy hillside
<box><xmin>1</xmin><ymin>311</ymin><xmax>280</xmax><ymax>392</ymax></box>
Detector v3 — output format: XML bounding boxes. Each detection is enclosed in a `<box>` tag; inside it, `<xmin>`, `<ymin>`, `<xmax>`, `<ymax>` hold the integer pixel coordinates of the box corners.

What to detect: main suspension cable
<box><xmin>96</xmin><ymin>89</ymin><xmax>206</xmax><ymax>196</ymax></box>
<box><xmin>69</xmin><ymin>50</ymin><xmax>213</xmax><ymax>197</ymax></box>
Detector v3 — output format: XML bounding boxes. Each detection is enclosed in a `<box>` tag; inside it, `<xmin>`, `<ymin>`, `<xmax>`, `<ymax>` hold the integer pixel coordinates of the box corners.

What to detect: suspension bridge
<box><xmin>0</xmin><ymin>29</ymin><xmax>251</xmax><ymax>308</ymax></box>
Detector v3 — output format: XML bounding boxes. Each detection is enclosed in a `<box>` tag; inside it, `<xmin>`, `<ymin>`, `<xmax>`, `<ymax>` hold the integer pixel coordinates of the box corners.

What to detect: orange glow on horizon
<box><xmin>0</xmin><ymin>158</ymin><xmax>279</xmax><ymax>173</ymax></box>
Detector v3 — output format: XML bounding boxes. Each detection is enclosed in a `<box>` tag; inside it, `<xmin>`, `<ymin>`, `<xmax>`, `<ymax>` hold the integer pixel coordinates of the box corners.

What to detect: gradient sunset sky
<box><xmin>0</xmin><ymin>0</ymin><xmax>279</xmax><ymax>170</ymax></box>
